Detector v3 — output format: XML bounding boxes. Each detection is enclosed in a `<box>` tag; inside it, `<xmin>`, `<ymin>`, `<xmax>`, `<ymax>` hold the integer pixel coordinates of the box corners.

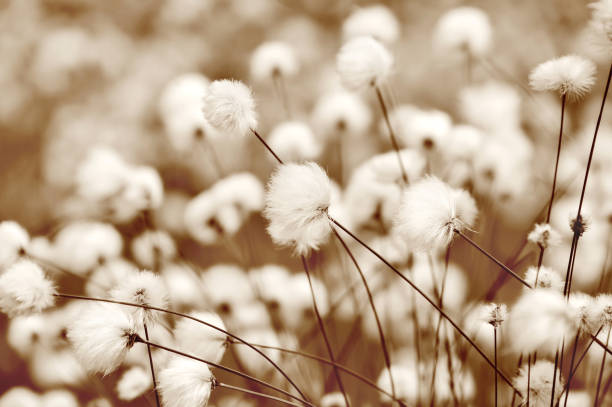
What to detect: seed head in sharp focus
<box><xmin>202</xmin><ymin>79</ymin><xmax>258</xmax><ymax>137</ymax></box>
<box><xmin>393</xmin><ymin>176</ymin><xmax>478</xmax><ymax>251</ymax></box>
<box><xmin>263</xmin><ymin>162</ymin><xmax>333</xmax><ymax>255</ymax></box>
<box><xmin>529</xmin><ymin>55</ymin><xmax>597</xmax><ymax>99</ymax></box>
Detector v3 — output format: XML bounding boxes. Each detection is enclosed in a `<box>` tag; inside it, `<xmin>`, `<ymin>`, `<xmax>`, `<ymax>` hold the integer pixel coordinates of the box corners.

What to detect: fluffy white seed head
<box><xmin>524</xmin><ymin>266</ymin><xmax>564</xmax><ymax>292</ymax></box>
<box><xmin>158</xmin><ymin>356</ymin><xmax>214</xmax><ymax>407</ymax></box>
<box><xmin>594</xmin><ymin>294</ymin><xmax>612</xmax><ymax>328</ymax></box>
<box><xmin>0</xmin><ymin>387</ymin><xmax>41</xmax><ymax>407</ymax></box>
<box><xmin>529</xmin><ymin>55</ymin><xmax>596</xmax><ymax>99</ymax></box>
<box><xmin>336</xmin><ymin>36</ymin><xmax>393</xmax><ymax>90</ymax></box>
<box><xmin>202</xmin><ymin>79</ymin><xmax>257</xmax><ymax>136</ymax></box>
<box><xmin>162</xmin><ymin>263</ymin><xmax>205</xmax><ymax>310</ymax></box>
<box><xmin>390</xmin><ymin>106</ymin><xmax>452</xmax><ymax>152</ymax></box>
<box><xmin>342</xmin><ymin>5</ymin><xmax>400</xmax><ymax>44</ymax></box>
<box><xmin>0</xmin><ymin>260</ymin><xmax>56</xmax><ymax>316</ymax></box>
<box><xmin>528</xmin><ymin>223</ymin><xmax>562</xmax><ymax>249</ymax></box>
<box><xmin>311</xmin><ymin>90</ymin><xmax>372</xmax><ymax>141</ymax></box>
<box><xmin>110</xmin><ymin>270</ymin><xmax>169</xmax><ymax>326</ymax></box>
<box><xmin>267</xmin><ymin>121</ymin><xmax>322</xmax><ymax>162</ymax></box>
<box><xmin>513</xmin><ymin>360</ymin><xmax>564</xmax><ymax>406</ymax></box>
<box><xmin>0</xmin><ymin>221</ymin><xmax>29</xmax><ymax>270</ymax></box>
<box><xmin>75</xmin><ymin>146</ymin><xmax>130</xmax><ymax>202</ymax></box>
<box><xmin>158</xmin><ymin>72</ymin><xmax>210</xmax><ymax>121</ymax></box>
<box><xmin>264</xmin><ymin>162</ymin><xmax>333</xmax><ymax>255</ymax></box>
<box><xmin>321</xmin><ymin>392</ymin><xmax>348</xmax><ymax>407</ymax></box>
<box><xmin>174</xmin><ymin>311</ymin><xmax>228</xmax><ymax>364</ymax></box>
<box><xmin>393</xmin><ymin>176</ymin><xmax>478</xmax><ymax>251</ymax></box>
<box><xmin>201</xmin><ymin>264</ymin><xmax>255</xmax><ymax>313</ymax></box>
<box><xmin>40</xmin><ymin>389</ymin><xmax>79</xmax><ymax>407</ymax></box>
<box><xmin>459</xmin><ymin>81</ymin><xmax>522</xmax><ymax>132</ymax></box>
<box><xmin>7</xmin><ymin>313</ymin><xmax>45</xmax><ymax>358</ymax></box>
<box><xmin>68</xmin><ymin>303</ymin><xmax>137</xmax><ymax>375</ymax></box>
<box><xmin>376</xmin><ymin>364</ymin><xmax>420</xmax><ymax>404</ymax></box>
<box><xmin>568</xmin><ymin>292</ymin><xmax>599</xmax><ymax>334</ymax></box>
<box><xmin>250</xmin><ymin>41</ymin><xmax>298</xmax><ymax>82</ymax></box>
<box><xmin>52</xmin><ymin>221</ymin><xmax>123</xmax><ymax>275</ymax></box>
<box><xmin>484</xmin><ymin>303</ymin><xmax>507</xmax><ymax>328</ymax></box>
<box><xmin>131</xmin><ymin>230</ymin><xmax>177</xmax><ymax>269</ymax></box>
<box><xmin>433</xmin><ymin>6</ymin><xmax>492</xmax><ymax>57</ymax></box>
<box><xmin>588</xmin><ymin>0</ymin><xmax>612</xmax><ymax>58</ymax></box>
<box><xmin>116</xmin><ymin>366</ymin><xmax>152</xmax><ymax>401</ymax></box>
<box><xmin>234</xmin><ymin>328</ymin><xmax>281</xmax><ymax>373</ymax></box>
<box><xmin>507</xmin><ymin>289</ymin><xmax>574</xmax><ymax>356</ymax></box>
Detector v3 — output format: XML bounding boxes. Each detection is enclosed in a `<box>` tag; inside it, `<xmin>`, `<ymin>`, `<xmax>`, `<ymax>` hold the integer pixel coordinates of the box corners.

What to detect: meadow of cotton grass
<box><xmin>4</xmin><ymin>0</ymin><xmax>612</xmax><ymax>406</ymax></box>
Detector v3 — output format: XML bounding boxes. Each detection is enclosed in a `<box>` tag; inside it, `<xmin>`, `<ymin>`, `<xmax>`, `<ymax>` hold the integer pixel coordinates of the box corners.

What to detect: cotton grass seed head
<box><xmin>110</xmin><ymin>270</ymin><xmax>168</xmax><ymax>326</ymax></box>
<box><xmin>336</xmin><ymin>36</ymin><xmax>393</xmax><ymax>90</ymax></box>
<box><xmin>342</xmin><ymin>5</ymin><xmax>400</xmax><ymax>44</ymax></box>
<box><xmin>393</xmin><ymin>176</ymin><xmax>477</xmax><ymax>251</ymax></box>
<box><xmin>0</xmin><ymin>259</ymin><xmax>56</xmax><ymax>316</ymax></box>
<box><xmin>158</xmin><ymin>356</ymin><xmax>214</xmax><ymax>407</ymax></box>
<box><xmin>116</xmin><ymin>366</ymin><xmax>152</xmax><ymax>401</ymax></box>
<box><xmin>250</xmin><ymin>41</ymin><xmax>298</xmax><ymax>82</ymax></box>
<box><xmin>433</xmin><ymin>6</ymin><xmax>492</xmax><ymax>57</ymax></box>
<box><xmin>529</xmin><ymin>55</ymin><xmax>596</xmax><ymax>99</ymax></box>
<box><xmin>67</xmin><ymin>303</ymin><xmax>137</xmax><ymax>375</ymax></box>
<box><xmin>202</xmin><ymin>79</ymin><xmax>257</xmax><ymax>136</ymax></box>
<box><xmin>513</xmin><ymin>360</ymin><xmax>564</xmax><ymax>407</ymax></box>
<box><xmin>264</xmin><ymin>162</ymin><xmax>333</xmax><ymax>255</ymax></box>
<box><xmin>0</xmin><ymin>220</ymin><xmax>29</xmax><ymax>270</ymax></box>
<box><xmin>528</xmin><ymin>223</ymin><xmax>562</xmax><ymax>249</ymax></box>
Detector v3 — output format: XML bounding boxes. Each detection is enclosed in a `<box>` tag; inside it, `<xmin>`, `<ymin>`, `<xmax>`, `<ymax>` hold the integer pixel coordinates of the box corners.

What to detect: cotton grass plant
<box><xmin>6</xmin><ymin>1</ymin><xmax>612</xmax><ymax>407</ymax></box>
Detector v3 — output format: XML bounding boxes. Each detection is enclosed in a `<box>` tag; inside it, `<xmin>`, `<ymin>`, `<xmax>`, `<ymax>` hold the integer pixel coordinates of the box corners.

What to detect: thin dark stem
<box><xmin>143</xmin><ymin>323</ymin><xmax>160</xmax><ymax>407</ymax></box>
<box><xmin>374</xmin><ymin>84</ymin><xmax>408</xmax><ymax>185</ymax></box>
<box><xmin>328</xmin><ymin>216</ymin><xmax>523</xmax><ymax>397</ymax></box>
<box><xmin>133</xmin><ymin>337</ymin><xmax>314</xmax><ymax>407</ymax></box>
<box><xmin>556</xmin><ymin>327</ymin><xmax>603</xmax><ymax>405</ymax></box>
<box><xmin>53</xmin><ymin>293</ymin><xmax>308</xmax><ymax>402</ymax></box>
<box><xmin>331</xmin><ymin>227</ymin><xmax>396</xmax><ymax>400</ymax></box>
<box><xmin>495</xmin><ymin>326</ymin><xmax>498</xmax><ymax>407</ymax></box>
<box><xmin>231</xmin><ymin>341</ymin><xmax>407</xmax><ymax>406</ymax></box>
<box><xmin>216</xmin><ymin>382</ymin><xmax>303</xmax><ymax>407</ymax></box>
<box><xmin>251</xmin><ymin>128</ymin><xmax>284</xmax><ymax>165</ymax></box>
<box><xmin>595</xmin><ymin>328</ymin><xmax>611</xmax><ymax>406</ymax></box>
<box><xmin>272</xmin><ymin>72</ymin><xmax>292</xmax><ymax>119</ymax></box>
<box><xmin>454</xmin><ymin>229</ymin><xmax>532</xmax><ymax>288</ymax></box>
<box><xmin>565</xmin><ymin>63</ymin><xmax>612</xmax><ymax>298</ymax></box>
<box><xmin>550</xmin><ymin>349</ymin><xmax>560</xmax><ymax>407</ymax></box>
<box><xmin>527</xmin><ymin>353</ymin><xmax>532</xmax><ymax>407</ymax></box>
<box><xmin>563</xmin><ymin>330</ymin><xmax>581</xmax><ymax>407</ymax></box>
<box><xmin>511</xmin><ymin>354</ymin><xmax>523</xmax><ymax>407</ymax></box>
<box><xmin>300</xmin><ymin>255</ymin><xmax>350</xmax><ymax>407</ymax></box>
<box><xmin>538</xmin><ymin>93</ymin><xmax>566</xmax><ymax>270</ymax></box>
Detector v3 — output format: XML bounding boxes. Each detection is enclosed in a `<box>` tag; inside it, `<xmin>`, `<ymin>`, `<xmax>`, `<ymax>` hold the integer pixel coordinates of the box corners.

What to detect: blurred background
<box><xmin>1</xmin><ymin>0</ymin><xmax>611</xmax><ymax>406</ymax></box>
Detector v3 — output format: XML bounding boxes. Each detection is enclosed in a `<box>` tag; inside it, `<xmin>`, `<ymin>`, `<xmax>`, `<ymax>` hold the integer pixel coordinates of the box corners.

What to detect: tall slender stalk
<box><xmin>300</xmin><ymin>255</ymin><xmax>351</xmax><ymax>407</ymax></box>
<box><xmin>595</xmin><ymin>327</ymin><xmax>611</xmax><ymax>406</ymax></box>
<box><xmin>331</xmin><ymin>227</ymin><xmax>396</xmax><ymax>400</ymax></box>
<box><xmin>53</xmin><ymin>293</ymin><xmax>308</xmax><ymax>402</ymax></box>
<box><xmin>328</xmin><ymin>217</ymin><xmax>523</xmax><ymax>397</ymax></box>
<box><xmin>272</xmin><ymin>71</ymin><xmax>291</xmax><ymax>119</ymax></box>
<box><xmin>374</xmin><ymin>84</ymin><xmax>409</xmax><ymax>185</ymax></box>
<box><xmin>251</xmin><ymin>128</ymin><xmax>284</xmax><ymax>165</ymax></box>
<box><xmin>133</xmin><ymin>336</ymin><xmax>314</xmax><ymax>407</ymax></box>
<box><xmin>216</xmin><ymin>382</ymin><xmax>305</xmax><ymax>407</ymax></box>
<box><xmin>494</xmin><ymin>325</ymin><xmax>498</xmax><ymax>407</ymax></box>
<box><xmin>454</xmin><ymin>229</ymin><xmax>532</xmax><ymax>288</ymax></box>
<box><xmin>143</xmin><ymin>323</ymin><xmax>160</xmax><ymax>407</ymax></box>
<box><xmin>564</xmin><ymin>63</ymin><xmax>612</xmax><ymax>298</ymax></box>
<box><xmin>563</xmin><ymin>330</ymin><xmax>581</xmax><ymax>407</ymax></box>
<box><xmin>537</xmin><ymin>93</ymin><xmax>567</xmax><ymax>271</ymax></box>
<box><xmin>231</xmin><ymin>340</ymin><xmax>408</xmax><ymax>406</ymax></box>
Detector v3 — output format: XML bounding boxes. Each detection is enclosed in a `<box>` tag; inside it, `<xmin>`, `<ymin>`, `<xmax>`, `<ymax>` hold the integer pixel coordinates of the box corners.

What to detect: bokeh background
<box><xmin>2</xmin><ymin>0</ymin><xmax>612</xmax><ymax>406</ymax></box>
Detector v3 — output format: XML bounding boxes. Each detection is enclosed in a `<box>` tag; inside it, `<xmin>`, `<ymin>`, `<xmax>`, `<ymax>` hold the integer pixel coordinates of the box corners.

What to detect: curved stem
<box><xmin>134</xmin><ymin>337</ymin><xmax>314</xmax><ymax>407</ymax></box>
<box><xmin>328</xmin><ymin>216</ymin><xmax>523</xmax><ymax>397</ymax></box>
<box><xmin>143</xmin><ymin>323</ymin><xmax>160</xmax><ymax>407</ymax></box>
<box><xmin>300</xmin><ymin>255</ymin><xmax>351</xmax><ymax>407</ymax></box>
<box><xmin>331</xmin><ymin>227</ymin><xmax>396</xmax><ymax>400</ymax></box>
<box><xmin>374</xmin><ymin>84</ymin><xmax>408</xmax><ymax>185</ymax></box>
<box><xmin>230</xmin><ymin>340</ymin><xmax>407</xmax><ymax>406</ymax></box>
<box><xmin>251</xmin><ymin>128</ymin><xmax>284</xmax><ymax>165</ymax></box>
<box><xmin>53</xmin><ymin>293</ymin><xmax>309</xmax><ymax>402</ymax></box>
<box><xmin>216</xmin><ymin>382</ymin><xmax>304</xmax><ymax>407</ymax></box>
<box><xmin>454</xmin><ymin>229</ymin><xmax>532</xmax><ymax>288</ymax></box>
<box><xmin>595</xmin><ymin>328</ymin><xmax>611</xmax><ymax>406</ymax></box>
